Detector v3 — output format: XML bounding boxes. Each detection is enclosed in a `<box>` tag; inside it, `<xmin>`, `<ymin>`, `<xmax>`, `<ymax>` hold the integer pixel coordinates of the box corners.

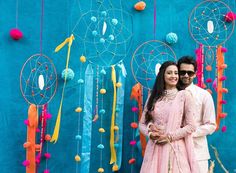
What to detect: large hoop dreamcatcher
<box><xmin>68</xmin><ymin>0</ymin><xmax>133</xmax><ymax>172</ymax></box>
<box><xmin>20</xmin><ymin>0</ymin><xmax>57</xmax><ymax>172</ymax></box>
<box><xmin>188</xmin><ymin>0</ymin><xmax>235</xmax><ymax>131</ymax></box>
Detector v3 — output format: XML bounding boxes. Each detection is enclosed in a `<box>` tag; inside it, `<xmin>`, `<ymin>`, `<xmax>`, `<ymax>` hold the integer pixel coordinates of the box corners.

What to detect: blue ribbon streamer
<box><xmin>80</xmin><ymin>64</ymin><xmax>94</xmax><ymax>172</ymax></box>
<box><xmin>115</xmin><ymin>62</ymin><xmax>126</xmax><ymax>169</ymax></box>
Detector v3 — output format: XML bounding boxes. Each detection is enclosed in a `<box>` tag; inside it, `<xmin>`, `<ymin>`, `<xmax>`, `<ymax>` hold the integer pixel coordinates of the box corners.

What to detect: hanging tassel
<box><xmin>80</xmin><ymin>64</ymin><xmax>94</xmax><ymax>173</ymax></box>
<box><xmin>216</xmin><ymin>45</ymin><xmax>227</xmax><ymax>130</ymax></box>
<box><xmin>110</xmin><ymin>65</ymin><xmax>117</xmax><ymax>165</ymax></box>
<box><xmin>130</xmin><ymin>83</ymin><xmax>146</xmax><ymax>156</ymax></box>
<box><xmin>24</xmin><ymin>104</ymin><xmax>38</xmax><ymax>173</ymax></box>
<box><xmin>50</xmin><ymin>34</ymin><xmax>74</xmax><ymax>143</ymax></box>
<box><xmin>114</xmin><ymin>62</ymin><xmax>126</xmax><ymax>170</ymax></box>
<box><xmin>195</xmin><ymin>44</ymin><xmax>204</xmax><ymax>88</ymax></box>
<box><xmin>211</xmin><ymin>145</ymin><xmax>229</xmax><ymax>173</ymax></box>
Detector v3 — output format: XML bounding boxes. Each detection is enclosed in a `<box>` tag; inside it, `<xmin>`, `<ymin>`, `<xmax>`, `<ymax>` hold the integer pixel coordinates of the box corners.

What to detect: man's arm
<box><xmin>192</xmin><ymin>92</ymin><xmax>216</xmax><ymax>138</ymax></box>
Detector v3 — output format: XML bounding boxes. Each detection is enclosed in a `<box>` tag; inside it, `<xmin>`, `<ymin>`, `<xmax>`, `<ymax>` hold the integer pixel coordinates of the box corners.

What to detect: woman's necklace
<box><xmin>163</xmin><ymin>88</ymin><xmax>178</xmax><ymax>101</ymax></box>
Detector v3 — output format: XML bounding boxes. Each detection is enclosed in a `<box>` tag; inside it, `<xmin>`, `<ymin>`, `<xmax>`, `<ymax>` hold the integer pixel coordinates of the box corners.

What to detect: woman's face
<box><xmin>164</xmin><ymin>65</ymin><xmax>179</xmax><ymax>89</ymax></box>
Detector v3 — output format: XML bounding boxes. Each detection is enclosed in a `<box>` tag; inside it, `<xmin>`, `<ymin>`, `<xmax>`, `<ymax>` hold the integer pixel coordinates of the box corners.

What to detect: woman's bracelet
<box><xmin>167</xmin><ymin>134</ymin><xmax>172</xmax><ymax>142</ymax></box>
<box><xmin>148</xmin><ymin>131</ymin><xmax>153</xmax><ymax>138</ymax></box>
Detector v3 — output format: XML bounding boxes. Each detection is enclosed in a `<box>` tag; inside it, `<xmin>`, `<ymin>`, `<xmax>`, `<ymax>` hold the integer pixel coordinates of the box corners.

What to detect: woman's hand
<box><xmin>149</xmin><ymin>131</ymin><xmax>160</xmax><ymax>140</ymax></box>
<box><xmin>156</xmin><ymin>134</ymin><xmax>169</xmax><ymax>145</ymax></box>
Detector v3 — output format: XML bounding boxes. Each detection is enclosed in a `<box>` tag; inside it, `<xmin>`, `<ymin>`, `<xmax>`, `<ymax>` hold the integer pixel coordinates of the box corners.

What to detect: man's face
<box><xmin>179</xmin><ymin>63</ymin><xmax>196</xmax><ymax>87</ymax></box>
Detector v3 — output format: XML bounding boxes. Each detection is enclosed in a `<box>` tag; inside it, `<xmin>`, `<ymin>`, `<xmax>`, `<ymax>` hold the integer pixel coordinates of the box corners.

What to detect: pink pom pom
<box><xmin>9</xmin><ymin>28</ymin><xmax>23</xmax><ymax>40</ymax></box>
<box><xmin>221</xmin><ymin>47</ymin><xmax>228</xmax><ymax>53</ymax></box>
<box><xmin>225</xmin><ymin>12</ymin><xmax>235</xmax><ymax>22</ymax></box>
<box><xmin>22</xmin><ymin>160</ymin><xmax>30</xmax><ymax>167</ymax></box>
<box><xmin>44</xmin><ymin>153</ymin><xmax>51</xmax><ymax>159</ymax></box>
<box><xmin>45</xmin><ymin>113</ymin><xmax>52</xmax><ymax>119</ymax></box>
<box><xmin>219</xmin><ymin>113</ymin><xmax>227</xmax><ymax>118</ymax></box>
<box><xmin>35</xmin><ymin>158</ymin><xmax>40</xmax><ymax>164</ymax></box>
<box><xmin>44</xmin><ymin>169</ymin><xmax>50</xmax><ymax>173</ymax></box>
<box><xmin>221</xmin><ymin>126</ymin><xmax>227</xmax><ymax>132</ymax></box>
<box><xmin>212</xmin><ymin>78</ymin><xmax>217</xmax><ymax>91</ymax></box>
<box><xmin>131</xmin><ymin>107</ymin><xmax>138</xmax><ymax>112</ymax></box>
<box><xmin>24</xmin><ymin>119</ymin><xmax>29</xmax><ymax>125</ymax></box>
<box><xmin>36</xmin><ymin>128</ymin><xmax>40</xmax><ymax>133</ymax></box>
<box><xmin>128</xmin><ymin>158</ymin><xmax>136</xmax><ymax>164</ymax></box>
<box><xmin>205</xmin><ymin>78</ymin><xmax>212</xmax><ymax>83</ymax></box>
<box><xmin>129</xmin><ymin>140</ymin><xmax>136</xmax><ymax>146</ymax></box>
<box><xmin>219</xmin><ymin>76</ymin><xmax>227</xmax><ymax>81</ymax></box>
<box><xmin>220</xmin><ymin>100</ymin><xmax>227</xmax><ymax>104</ymax></box>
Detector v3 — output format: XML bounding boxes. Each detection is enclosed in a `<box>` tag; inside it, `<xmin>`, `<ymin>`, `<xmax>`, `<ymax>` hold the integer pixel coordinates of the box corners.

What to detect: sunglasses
<box><xmin>179</xmin><ymin>70</ymin><xmax>195</xmax><ymax>77</ymax></box>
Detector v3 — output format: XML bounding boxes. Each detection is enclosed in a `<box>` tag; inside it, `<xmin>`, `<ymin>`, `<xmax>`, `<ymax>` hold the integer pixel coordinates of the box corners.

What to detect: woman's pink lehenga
<box><xmin>139</xmin><ymin>90</ymin><xmax>200</xmax><ymax>173</ymax></box>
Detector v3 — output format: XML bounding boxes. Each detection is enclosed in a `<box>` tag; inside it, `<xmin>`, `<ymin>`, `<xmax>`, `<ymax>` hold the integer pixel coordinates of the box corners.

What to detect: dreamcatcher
<box><xmin>20</xmin><ymin>0</ymin><xmax>57</xmax><ymax>172</ymax></box>
<box><xmin>130</xmin><ymin>0</ymin><xmax>177</xmax><ymax>170</ymax></box>
<box><xmin>70</xmin><ymin>0</ymin><xmax>133</xmax><ymax>172</ymax></box>
<box><xmin>188</xmin><ymin>0</ymin><xmax>235</xmax><ymax>131</ymax></box>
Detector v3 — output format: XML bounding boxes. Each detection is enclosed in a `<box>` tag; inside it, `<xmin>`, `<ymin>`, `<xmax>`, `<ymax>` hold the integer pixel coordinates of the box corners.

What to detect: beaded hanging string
<box><xmin>74</xmin><ymin>55</ymin><xmax>87</xmax><ymax>171</ymax></box>
<box><xmin>216</xmin><ymin>45</ymin><xmax>228</xmax><ymax>131</ymax></box>
<box><xmin>128</xmin><ymin>101</ymin><xmax>139</xmax><ymax>172</ymax></box>
<box><xmin>97</xmin><ymin>67</ymin><xmax>106</xmax><ymax>173</ymax></box>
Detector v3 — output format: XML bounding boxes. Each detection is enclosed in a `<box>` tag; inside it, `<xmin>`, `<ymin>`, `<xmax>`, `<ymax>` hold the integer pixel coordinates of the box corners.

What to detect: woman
<box><xmin>139</xmin><ymin>61</ymin><xmax>199</xmax><ymax>173</ymax></box>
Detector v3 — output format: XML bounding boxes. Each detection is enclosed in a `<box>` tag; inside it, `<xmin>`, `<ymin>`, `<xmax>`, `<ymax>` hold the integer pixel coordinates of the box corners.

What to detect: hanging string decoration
<box><xmin>50</xmin><ymin>34</ymin><xmax>75</xmax><ymax>143</ymax></box>
<box><xmin>20</xmin><ymin>54</ymin><xmax>57</xmax><ymax>173</ymax></box>
<box><xmin>20</xmin><ymin>0</ymin><xmax>58</xmax><ymax>172</ymax></box>
<box><xmin>74</xmin><ymin>56</ymin><xmax>87</xmax><ymax>172</ymax></box>
<box><xmin>131</xmin><ymin>40</ymin><xmax>177</xmax><ymax>90</ymax></box>
<box><xmin>128</xmin><ymin>96</ymin><xmax>140</xmax><ymax>171</ymax></box>
<box><xmin>10</xmin><ymin>0</ymin><xmax>23</xmax><ymax>40</ymax></box>
<box><xmin>71</xmin><ymin>0</ymin><xmax>133</xmax><ymax>67</ymax></box>
<box><xmin>188</xmin><ymin>0</ymin><xmax>235</xmax><ymax>131</ymax></box>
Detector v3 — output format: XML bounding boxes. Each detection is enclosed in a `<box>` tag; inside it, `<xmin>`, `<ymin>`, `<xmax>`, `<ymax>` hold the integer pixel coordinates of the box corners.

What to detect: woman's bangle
<box><xmin>167</xmin><ymin>134</ymin><xmax>172</xmax><ymax>142</ymax></box>
<box><xmin>147</xmin><ymin>122</ymin><xmax>154</xmax><ymax>129</ymax></box>
<box><xmin>148</xmin><ymin>131</ymin><xmax>153</xmax><ymax>138</ymax></box>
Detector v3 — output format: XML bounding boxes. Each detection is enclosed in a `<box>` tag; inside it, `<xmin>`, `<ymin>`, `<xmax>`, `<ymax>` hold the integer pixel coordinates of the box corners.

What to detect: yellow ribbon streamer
<box><xmin>50</xmin><ymin>34</ymin><xmax>74</xmax><ymax>143</ymax></box>
<box><xmin>211</xmin><ymin>145</ymin><xmax>229</xmax><ymax>173</ymax></box>
<box><xmin>110</xmin><ymin>65</ymin><xmax>117</xmax><ymax>165</ymax></box>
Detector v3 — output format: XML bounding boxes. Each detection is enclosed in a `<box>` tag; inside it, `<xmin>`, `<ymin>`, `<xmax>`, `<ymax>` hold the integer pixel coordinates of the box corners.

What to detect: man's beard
<box><xmin>179</xmin><ymin>79</ymin><xmax>190</xmax><ymax>88</ymax></box>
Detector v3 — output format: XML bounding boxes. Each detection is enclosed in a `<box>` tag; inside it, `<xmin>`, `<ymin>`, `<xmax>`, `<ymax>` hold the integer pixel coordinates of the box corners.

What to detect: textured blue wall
<box><xmin>0</xmin><ymin>0</ymin><xmax>236</xmax><ymax>173</ymax></box>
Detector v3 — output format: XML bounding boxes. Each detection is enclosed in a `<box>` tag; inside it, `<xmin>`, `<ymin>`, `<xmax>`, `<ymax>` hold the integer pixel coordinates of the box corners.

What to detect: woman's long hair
<box><xmin>145</xmin><ymin>61</ymin><xmax>180</xmax><ymax>123</ymax></box>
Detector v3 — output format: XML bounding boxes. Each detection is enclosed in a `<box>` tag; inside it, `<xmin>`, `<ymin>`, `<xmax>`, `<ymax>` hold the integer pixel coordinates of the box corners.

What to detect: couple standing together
<box><xmin>139</xmin><ymin>56</ymin><xmax>216</xmax><ymax>173</ymax></box>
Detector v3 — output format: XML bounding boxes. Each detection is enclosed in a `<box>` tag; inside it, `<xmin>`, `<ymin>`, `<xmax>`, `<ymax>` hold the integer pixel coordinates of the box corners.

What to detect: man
<box><xmin>177</xmin><ymin>56</ymin><xmax>216</xmax><ymax>173</ymax></box>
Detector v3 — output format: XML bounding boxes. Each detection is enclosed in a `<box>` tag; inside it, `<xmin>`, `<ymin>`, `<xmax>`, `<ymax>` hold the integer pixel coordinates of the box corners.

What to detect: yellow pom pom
<box><xmin>98</xmin><ymin>168</ymin><xmax>104</xmax><ymax>173</ymax></box>
<box><xmin>75</xmin><ymin>155</ymin><xmax>81</xmax><ymax>162</ymax></box>
<box><xmin>114</xmin><ymin>126</ymin><xmax>119</xmax><ymax>131</ymax></box>
<box><xmin>116</xmin><ymin>82</ymin><xmax>122</xmax><ymax>88</ymax></box>
<box><xmin>99</xmin><ymin>128</ymin><xmax>105</xmax><ymax>133</ymax></box>
<box><xmin>100</xmin><ymin>89</ymin><xmax>106</xmax><ymax>94</ymax></box>
<box><xmin>75</xmin><ymin>107</ymin><xmax>82</xmax><ymax>113</ymax></box>
<box><xmin>112</xmin><ymin>164</ymin><xmax>119</xmax><ymax>171</ymax></box>
<box><xmin>80</xmin><ymin>55</ymin><xmax>86</xmax><ymax>63</ymax></box>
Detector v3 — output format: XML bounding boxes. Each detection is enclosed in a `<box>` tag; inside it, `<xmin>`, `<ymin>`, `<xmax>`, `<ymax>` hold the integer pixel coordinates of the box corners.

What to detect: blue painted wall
<box><xmin>0</xmin><ymin>0</ymin><xmax>236</xmax><ymax>172</ymax></box>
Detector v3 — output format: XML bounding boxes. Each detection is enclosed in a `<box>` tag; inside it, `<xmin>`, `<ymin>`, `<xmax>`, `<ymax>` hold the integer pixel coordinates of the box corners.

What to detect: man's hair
<box><xmin>177</xmin><ymin>56</ymin><xmax>197</xmax><ymax>72</ymax></box>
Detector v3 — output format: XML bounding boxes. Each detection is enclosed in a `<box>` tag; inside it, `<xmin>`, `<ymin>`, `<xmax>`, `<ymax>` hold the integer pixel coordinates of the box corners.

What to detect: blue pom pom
<box><xmin>91</xmin><ymin>16</ymin><xmax>97</xmax><ymax>22</ymax></box>
<box><xmin>61</xmin><ymin>68</ymin><xmax>75</xmax><ymax>81</ymax></box>
<box><xmin>166</xmin><ymin>32</ymin><xmax>178</xmax><ymax>44</ymax></box>
<box><xmin>100</xmin><ymin>69</ymin><xmax>106</xmax><ymax>75</ymax></box>
<box><xmin>109</xmin><ymin>34</ymin><xmax>115</xmax><ymax>41</ymax></box>
<box><xmin>112</xmin><ymin>19</ymin><xmax>118</xmax><ymax>25</ymax></box>
<box><xmin>92</xmin><ymin>30</ymin><xmax>98</xmax><ymax>36</ymax></box>
<box><xmin>99</xmin><ymin>109</ymin><xmax>106</xmax><ymax>114</ymax></box>
<box><xmin>101</xmin><ymin>11</ymin><xmax>107</xmax><ymax>17</ymax></box>
<box><xmin>97</xmin><ymin>144</ymin><xmax>105</xmax><ymax>149</ymax></box>
<box><xmin>77</xmin><ymin>79</ymin><xmax>84</xmax><ymax>84</ymax></box>
<box><xmin>100</xmin><ymin>38</ymin><xmax>105</xmax><ymax>43</ymax></box>
<box><xmin>75</xmin><ymin>135</ymin><xmax>82</xmax><ymax>140</ymax></box>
